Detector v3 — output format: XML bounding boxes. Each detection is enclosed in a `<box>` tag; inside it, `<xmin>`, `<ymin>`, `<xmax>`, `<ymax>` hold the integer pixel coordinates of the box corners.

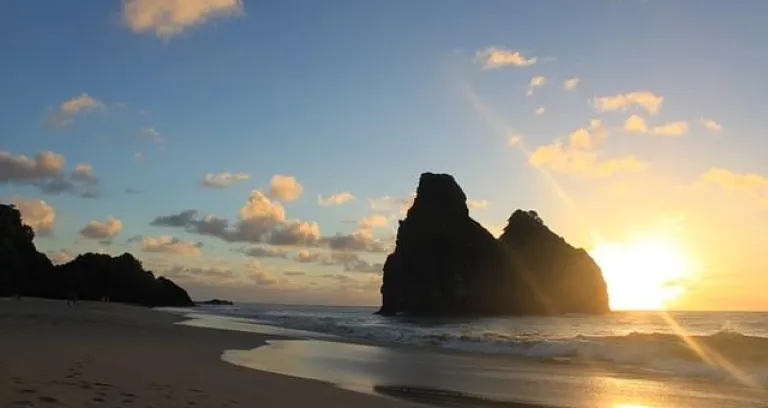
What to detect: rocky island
<box><xmin>0</xmin><ymin>203</ymin><xmax>193</xmax><ymax>307</ymax></box>
<box><xmin>377</xmin><ymin>172</ymin><xmax>610</xmax><ymax>316</ymax></box>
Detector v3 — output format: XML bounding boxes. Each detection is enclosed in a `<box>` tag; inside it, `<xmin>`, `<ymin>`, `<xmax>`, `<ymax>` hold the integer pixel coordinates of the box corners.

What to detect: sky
<box><xmin>2</xmin><ymin>0</ymin><xmax>767</xmax><ymax>310</ymax></box>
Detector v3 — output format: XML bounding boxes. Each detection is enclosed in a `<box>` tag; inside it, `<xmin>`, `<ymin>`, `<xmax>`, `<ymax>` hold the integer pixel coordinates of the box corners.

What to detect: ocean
<box><xmin>167</xmin><ymin>304</ymin><xmax>768</xmax><ymax>407</ymax></box>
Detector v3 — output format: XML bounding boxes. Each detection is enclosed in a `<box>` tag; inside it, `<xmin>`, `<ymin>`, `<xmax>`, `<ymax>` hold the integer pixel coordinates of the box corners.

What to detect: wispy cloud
<box><xmin>318</xmin><ymin>192</ymin><xmax>355</xmax><ymax>206</ymax></box>
<box><xmin>701</xmin><ymin>118</ymin><xmax>723</xmax><ymax>132</ymax></box>
<box><xmin>139</xmin><ymin>235</ymin><xmax>203</xmax><ymax>255</ymax></box>
<box><xmin>535</xmin><ymin>107</ymin><xmax>546</xmax><ymax>116</ymax></box>
<box><xmin>564</xmin><ymin>77</ymin><xmax>581</xmax><ymax>91</ymax></box>
<box><xmin>527</xmin><ymin>75</ymin><xmax>547</xmax><ymax>96</ymax></box>
<box><xmin>46</xmin><ymin>93</ymin><xmax>104</xmax><ymax>127</ymax></box>
<box><xmin>697</xmin><ymin>168</ymin><xmax>768</xmax><ymax>204</ymax></box>
<box><xmin>201</xmin><ymin>172</ymin><xmax>250</xmax><ymax>188</ymax></box>
<box><xmin>624</xmin><ymin>115</ymin><xmax>689</xmax><ymax>136</ymax></box>
<box><xmin>121</xmin><ymin>0</ymin><xmax>244</xmax><ymax>40</ymax></box>
<box><xmin>593</xmin><ymin>91</ymin><xmax>664</xmax><ymax>115</ymax></box>
<box><xmin>475</xmin><ymin>47</ymin><xmax>537</xmax><ymax>69</ymax></box>
<box><xmin>467</xmin><ymin>199</ymin><xmax>489</xmax><ymax>210</ymax></box>
<box><xmin>138</xmin><ymin>127</ymin><xmax>165</xmax><ymax>144</ymax></box>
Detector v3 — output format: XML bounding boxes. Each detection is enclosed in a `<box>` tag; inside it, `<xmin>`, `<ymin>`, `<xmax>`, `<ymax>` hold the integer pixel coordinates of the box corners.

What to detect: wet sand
<box><xmin>0</xmin><ymin>298</ymin><xmax>424</xmax><ymax>408</ymax></box>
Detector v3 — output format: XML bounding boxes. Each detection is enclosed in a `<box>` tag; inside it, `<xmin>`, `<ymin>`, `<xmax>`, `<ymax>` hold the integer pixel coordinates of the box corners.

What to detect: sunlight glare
<box><xmin>590</xmin><ymin>235</ymin><xmax>694</xmax><ymax>310</ymax></box>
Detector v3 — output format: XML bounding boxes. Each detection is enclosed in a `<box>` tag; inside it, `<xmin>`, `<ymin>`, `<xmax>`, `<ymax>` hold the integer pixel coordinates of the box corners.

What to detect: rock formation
<box><xmin>0</xmin><ymin>203</ymin><xmax>193</xmax><ymax>307</ymax></box>
<box><xmin>198</xmin><ymin>298</ymin><xmax>235</xmax><ymax>306</ymax></box>
<box><xmin>377</xmin><ymin>173</ymin><xmax>610</xmax><ymax>316</ymax></box>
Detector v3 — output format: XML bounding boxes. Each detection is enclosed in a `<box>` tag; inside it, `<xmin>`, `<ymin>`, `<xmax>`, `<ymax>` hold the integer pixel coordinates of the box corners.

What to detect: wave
<box><xmin>197</xmin><ymin>305</ymin><xmax>768</xmax><ymax>385</ymax></box>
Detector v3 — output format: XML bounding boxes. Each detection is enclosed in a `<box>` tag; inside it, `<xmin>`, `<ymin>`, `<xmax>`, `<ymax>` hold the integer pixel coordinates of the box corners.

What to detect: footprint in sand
<box><xmin>38</xmin><ymin>396</ymin><xmax>59</xmax><ymax>403</ymax></box>
<box><xmin>19</xmin><ymin>388</ymin><xmax>37</xmax><ymax>394</ymax></box>
<box><xmin>92</xmin><ymin>397</ymin><xmax>105</xmax><ymax>403</ymax></box>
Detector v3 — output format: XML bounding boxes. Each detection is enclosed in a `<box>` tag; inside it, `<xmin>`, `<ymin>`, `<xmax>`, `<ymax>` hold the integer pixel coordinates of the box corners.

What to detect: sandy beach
<box><xmin>0</xmin><ymin>298</ymin><xmax>424</xmax><ymax>408</ymax></box>
<box><xmin>3</xmin><ymin>298</ymin><xmax>767</xmax><ymax>408</ymax></box>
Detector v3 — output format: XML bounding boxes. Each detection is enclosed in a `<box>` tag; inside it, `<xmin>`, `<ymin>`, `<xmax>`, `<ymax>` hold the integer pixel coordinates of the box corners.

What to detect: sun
<box><xmin>590</xmin><ymin>236</ymin><xmax>694</xmax><ymax>311</ymax></box>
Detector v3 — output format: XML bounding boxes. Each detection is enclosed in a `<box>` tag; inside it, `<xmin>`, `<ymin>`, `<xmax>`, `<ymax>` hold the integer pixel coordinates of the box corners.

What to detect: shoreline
<box><xmin>3</xmin><ymin>298</ymin><xmax>767</xmax><ymax>408</ymax></box>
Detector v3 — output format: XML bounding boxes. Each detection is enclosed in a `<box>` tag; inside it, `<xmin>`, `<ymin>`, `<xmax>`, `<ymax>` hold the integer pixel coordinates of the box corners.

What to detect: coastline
<box><xmin>3</xmin><ymin>299</ymin><xmax>767</xmax><ymax>408</ymax></box>
<box><xmin>0</xmin><ymin>298</ymin><xmax>423</xmax><ymax>408</ymax></box>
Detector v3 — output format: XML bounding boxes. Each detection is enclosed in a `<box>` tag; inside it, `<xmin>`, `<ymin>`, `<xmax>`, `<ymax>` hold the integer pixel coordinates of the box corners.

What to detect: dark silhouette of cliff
<box><xmin>0</xmin><ymin>203</ymin><xmax>193</xmax><ymax>307</ymax></box>
<box><xmin>377</xmin><ymin>173</ymin><xmax>610</xmax><ymax>316</ymax></box>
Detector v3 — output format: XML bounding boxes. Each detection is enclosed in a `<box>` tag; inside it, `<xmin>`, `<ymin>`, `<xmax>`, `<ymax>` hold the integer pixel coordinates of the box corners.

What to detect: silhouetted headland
<box><xmin>198</xmin><ymin>298</ymin><xmax>235</xmax><ymax>306</ymax></box>
<box><xmin>0</xmin><ymin>203</ymin><xmax>193</xmax><ymax>307</ymax></box>
<box><xmin>377</xmin><ymin>172</ymin><xmax>609</xmax><ymax>316</ymax></box>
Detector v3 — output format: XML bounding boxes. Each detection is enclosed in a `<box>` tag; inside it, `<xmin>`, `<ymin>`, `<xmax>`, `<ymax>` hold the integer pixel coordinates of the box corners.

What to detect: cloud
<box><xmin>268</xmin><ymin>174</ymin><xmax>303</xmax><ymax>201</ymax></box>
<box><xmin>201</xmin><ymin>172</ymin><xmax>250</xmax><ymax>188</ymax></box>
<box><xmin>508</xmin><ymin>134</ymin><xmax>522</xmax><ymax>147</ymax></box>
<box><xmin>125</xmin><ymin>188</ymin><xmax>142</xmax><ymax>194</ymax></box>
<box><xmin>527</xmin><ymin>76</ymin><xmax>547</xmax><ymax>96</ymax></box>
<box><xmin>151</xmin><ymin>190</ymin><xmax>322</xmax><ymax>248</ymax></box>
<box><xmin>650</xmin><ymin>121</ymin><xmax>689</xmax><ymax>137</ymax></box>
<box><xmin>624</xmin><ymin>116</ymin><xmax>689</xmax><ymax>136</ymax></box>
<box><xmin>698</xmin><ymin>168</ymin><xmax>768</xmax><ymax>203</ymax></box>
<box><xmin>368</xmin><ymin>194</ymin><xmax>415</xmax><ymax>216</ymax></box>
<box><xmin>139</xmin><ymin>235</ymin><xmax>203</xmax><ymax>255</ymax></box>
<box><xmin>121</xmin><ymin>0</ymin><xmax>244</xmax><ymax>39</ymax></box>
<box><xmin>138</xmin><ymin>127</ymin><xmax>164</xmax><ymax>144</ymax></box>
<box><xmin>593</xmin><ymin>91</ymin><xmax>664</xmax><ymax>115</ymax></box>
<box><xmin>151</xmin><ymin>209</ymin><xmax>199</xmax><ymax>227</ymax></box>
<box><xmin>359</xmin><ymin>215</ymin><xmax>389</xmax><ymax>229</ymax></box>
<box><xmin>0</xmin><ymin>151</ymin><xmax>64</xmax><ymax>183</ymax></box>
<box><xmin>624</xmin><ymin>114</ymin><xmax>648</xmax><ymax>133</ymax></box>
<box><xmin>467</xmin><ymin>199</ymin><xmax>489</xmax><ymax>210</ymax></box>
<box><xmin>321</xmin><ymin>228</ymin><xmax>389</xmax><ymax>253</ymax></box>
<box><xmin>0</xmin><ymin>151</ymin><xmax>96</xmax><ymax>197</ymax></box>
<box><xmin>293</xmin><ymin>250</ymin><xmax>383</xmax><ymax>274</ymax></box>
<box><xmin>535</xmin><ymin>107</ymin><xmax>546</xmax><ymax>116</ymax></box>
<box><xmin>47</xmin><ymin>249</ymin><xmax>73</xmax><ymax>265</ymax></box>
<box><xmin>134</xmin><ymin>152</ymin><xmax>145</xmax><ymax>162</ymax></box>
<box><xmin>71</xmin><ymin>163</ymin><xmax>98</xmax><ymax>184</ymax></box>
<box><xmin>701</xmin><ymin>118</ymin><xmax>723</xmax><ymax>132</ymax></box>
<box><xmin>79</xmin><ymin>217</ymin><xmax>123</xmax><ymax>240</ymax></box>
<box><xmin>529</xmin><ymin>121</ymin><xmax>645</xmax><ymax>177</ymax></box>
<box><xmin>239</xmin><ymin>245</ymin><xmax>289</xmax><ymax>258</ymax></box>
<box><xmin>10</xmin><ymin>198</ymin><xmax>56</xmax><ymax>236</ymax></box>
<box><xmin>318</xmin><ymin>192</ymin><xmax>355</xmax><ymax>206</ymax></box>
<box><xmin>475</xmin><ymin>47</ymin><xmax>537</xmax><ymax>69</ymax></box>
<box><xmin>162</xmin><ymin>261</ymin><xmax>278</xmax><ymax>288</ymax></box>
<box><xmin>564</xmin><ymin>77</ymin><xmax>581</xmax><ymax>91</ymax></box>
<box><xmin>46</xmin><ymin>93</ymin><xmax>104</xmax><ymax>127</ymax></box>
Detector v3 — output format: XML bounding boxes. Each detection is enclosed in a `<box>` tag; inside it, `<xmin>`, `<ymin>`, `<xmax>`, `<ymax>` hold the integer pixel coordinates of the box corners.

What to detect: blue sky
<box><xmin>2</xmin><ymin>1</ymin><xmax>767</xmax><ymax>309</ymax></box>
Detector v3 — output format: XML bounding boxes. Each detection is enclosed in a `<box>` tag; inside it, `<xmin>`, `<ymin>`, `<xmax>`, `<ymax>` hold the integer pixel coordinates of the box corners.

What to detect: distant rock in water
<box><xmin>198</xmin><ymin>298</ymin><xmax>234</xmax><ymax>306</ymax></box>
<box><xmin>377</xmin><ymin>173</ymin><xmax>610</xmax><ymax>316</ymax></box>
<box><xmin>0</xmin><ymin>203</ymin><xmax>193</xmax><ymax>307</ymax></box>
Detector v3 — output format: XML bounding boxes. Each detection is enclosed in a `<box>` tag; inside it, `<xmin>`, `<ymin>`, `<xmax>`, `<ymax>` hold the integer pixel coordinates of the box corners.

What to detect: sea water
<box><xmin>187</xmin><ymin>303</ymin><xmax>768</xmax><ymax>387</ymax></box>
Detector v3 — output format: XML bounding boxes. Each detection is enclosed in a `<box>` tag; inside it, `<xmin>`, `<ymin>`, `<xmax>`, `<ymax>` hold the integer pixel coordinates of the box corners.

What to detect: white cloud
<box><xmin>11</xmin><ymin>198</ymin><xmax>56</xmax><ymax>236</ymax></box>
<box><xmin>47</xmin><ymin>93</ymin><xmax>104</xmax><ymax>127</ymax></box>
<box><xmin>368</xmin><ymin>194</ymin><xmax>415</xmax><ymax>216</ymax></box>
<box><xmin>593</xmin><ymin>91</ymin><xmax>664</xmax><ymax>115</ymax></box>
<box><xmin>121</xmin><ymin>0</ymin><xmax>244</xmax><ymax>39</ymax></box>
<box><xmin>650</xmin><ymin>121</ymin><xmax>689</xmax><ymax>137</ymax></box>
<box><xmin>241</xmin><ymin>245</ymin><xmax>288</xmax><ymax>258</ymax></box>
<box><xmin>535</xmin><ymin>107</ymin><xmax>546</xmax><ymax>116</ymax></box>
<box><xmin>134</xmin><ymin>152</ymin><xmax>145</xmax><ymax>162</ymax></box>
<box><xmin>467</xmin><ymin>200</ymin><xmax>489</xmax><ymax>210</ymax></box>
<box><xmin>359</xmin><ymin>215</ymin><xmax>389</xmax><ymax>229</ymax></box>
<box><xmin>475</xmin><ymin>47</ymin><xmax>537</xmax><ymax>69</ymax></box>
<box><xmin>139</xmin><ymin>127</ymin><xmax>164</xmax><ymax>144</ymax></box>
<box><xmin>527</xmin><ymin>75</ymin><xmax>547</xmax><ymax>96</ymax></box>
<box><xmin>624</xmin><ymin>114</ymin><xmax>648</xmax><ymax>133</ymax></box>
<box><xmin>564</xmin><ymin>77</ymin><xmax>581</xmax><ymax>91</ymax></box>
<box><xmin>701</xmin><ymin>118</ymin><xmax>723</xmax><ymax>132</ymax></box>
<box><xmin>79</xmin><ymin>217</ymin><xmax>123</xmax><ymax>240</ymax></box>
<box><xmin>318</xmin><ymin>192</ymin><xmax>355</xmax><ymax>206</ymax></box>
<box><xmin>268</xmin><ymin>174</ymin><xmax>303</xmax><ymax>201</ymax></box>
<box><xmin>201</xmin><ymin>172</ymin><xmax>250</xmax><ymax>188</ymax></box>
<box><xmin>508</xmin><ymin>134</ymin><xmax>522</xmax><ymax>147</ymax></box>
